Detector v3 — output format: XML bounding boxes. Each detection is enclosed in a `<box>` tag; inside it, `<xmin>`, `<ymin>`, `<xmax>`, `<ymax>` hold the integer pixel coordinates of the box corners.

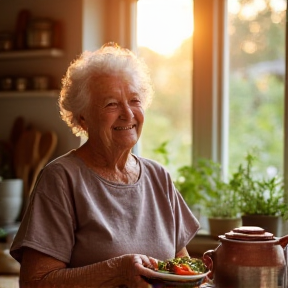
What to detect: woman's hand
<box><xmin>119</xmin><ymin>254</ymin><xmax>159</xmax><ymax>287</ymax></box>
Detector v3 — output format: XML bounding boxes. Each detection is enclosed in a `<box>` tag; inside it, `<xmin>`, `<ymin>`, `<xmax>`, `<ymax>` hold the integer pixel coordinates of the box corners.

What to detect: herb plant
<box><xmin>152</xmin><ymin>141</ymin><xmax>287</xmax><ymax>220</ymax></box>
<box><xmin>232</xmin><ymin>153</ymin><xmax>288</xmax><ymax>219</ymax></box>
<box><xmin>175</xmin><ymin>159</ymin><xmax>241</xmax><ymax>218</ymax></box>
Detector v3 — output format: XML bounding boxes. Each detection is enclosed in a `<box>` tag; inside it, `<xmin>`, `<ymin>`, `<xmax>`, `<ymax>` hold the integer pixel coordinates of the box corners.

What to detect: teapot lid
<box><xmin>224</xmin><ymin>226</ymin><xmax>274</xmax><ymax>241</ymax></box>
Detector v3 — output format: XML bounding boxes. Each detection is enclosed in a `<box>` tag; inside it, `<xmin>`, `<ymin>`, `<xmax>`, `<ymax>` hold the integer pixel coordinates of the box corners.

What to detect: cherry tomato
<box><xmin>173</xmin><ymin>264</ymin><xmax>198</xmax><ymax>275</ymax></box>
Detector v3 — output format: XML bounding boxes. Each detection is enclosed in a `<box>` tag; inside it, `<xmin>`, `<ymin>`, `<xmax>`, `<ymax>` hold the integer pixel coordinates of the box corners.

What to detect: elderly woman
<box><xmin>10</xmin><ymin>43</ymin><xmax>200</xmax><ymax>287</ymax></box>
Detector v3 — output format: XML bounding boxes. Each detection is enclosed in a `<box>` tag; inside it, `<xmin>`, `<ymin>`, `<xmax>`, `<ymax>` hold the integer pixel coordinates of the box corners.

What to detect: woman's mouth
<box><xmin>113</xmin><ymin>124</ymin><xmax>136</xmax><ymax>131</ymax></box>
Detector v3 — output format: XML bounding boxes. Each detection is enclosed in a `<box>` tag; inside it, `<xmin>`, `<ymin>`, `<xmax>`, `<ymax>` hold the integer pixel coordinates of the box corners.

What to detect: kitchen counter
<box><xmin>0</xmin><ymin>224</ymin><xmax>20</xmax><ymax>288</ymax></box>
<box><xmin>0</xmin><ymin>275</ymin><xmax>19</xmax><ymax>288</ymax></box>
<box><xmin>0</xmin><ymin>276</ymin><xmax>214</xmax><ymax>288</ymax></box>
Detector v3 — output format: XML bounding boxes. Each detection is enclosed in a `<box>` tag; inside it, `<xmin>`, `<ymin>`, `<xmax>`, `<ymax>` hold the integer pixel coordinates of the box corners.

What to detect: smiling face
<box><xmin>81</xmin><ymin>75</ymin><xmax>144</xmax><ymax>155</ymax></box>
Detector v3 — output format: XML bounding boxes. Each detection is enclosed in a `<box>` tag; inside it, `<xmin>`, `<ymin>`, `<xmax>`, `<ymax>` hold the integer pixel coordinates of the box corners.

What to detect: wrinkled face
<box><xmin>81</xmin><ymin>75</ymin><xmax>144</xmax><ymax>153</ymax></box>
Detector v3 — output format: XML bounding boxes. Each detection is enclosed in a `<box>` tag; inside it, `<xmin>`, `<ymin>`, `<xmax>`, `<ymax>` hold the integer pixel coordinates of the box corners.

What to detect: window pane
<box><xmin>136</xmin><ymin>0</ymin><xmax>193</xmax><ymax>175</ymax></box>
<box><xmin>228</xmin><ymin>0</ymin><xmax>286</xmax><ymax>176</ymax></box>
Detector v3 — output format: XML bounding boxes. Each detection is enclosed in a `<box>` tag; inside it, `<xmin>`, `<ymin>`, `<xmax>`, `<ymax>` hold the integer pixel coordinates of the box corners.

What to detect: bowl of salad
<box><xmin>143</xmin><ymin>256</ymin><xmax>209</xmax><ymax>287</ymax></box>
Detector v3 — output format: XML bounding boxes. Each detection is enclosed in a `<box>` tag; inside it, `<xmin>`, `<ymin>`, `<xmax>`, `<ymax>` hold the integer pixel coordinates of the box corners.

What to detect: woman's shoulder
<box><xmin>39</xmin><ymin>150</ymin><xmax>85</xmax><ymax>180</ymax></box>
<box><xmin>46</xmin><ymin>150</ymin><xmax>80</xmax><ymax>169</ymax></box>
<box><xmin>136</xmin><ymin>155</ymin><xmax>171</xmax><ymax>178</ymax></box>
<box><xmin>137</xmin><ymin>155</ymin><xmax>165</xmax><ymax>169</ymax></box>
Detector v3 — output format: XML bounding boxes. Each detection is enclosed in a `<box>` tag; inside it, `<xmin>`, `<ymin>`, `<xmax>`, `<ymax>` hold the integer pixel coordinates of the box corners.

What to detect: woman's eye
<box><xmin>131</xmin><ymin>98</ymin><xmax>141</xmax><ymax>105</ymax></box>
<box><xmin>106</xmin><ymin>102</ymin><xmax>118</xmax><ymax>107</ymax></box>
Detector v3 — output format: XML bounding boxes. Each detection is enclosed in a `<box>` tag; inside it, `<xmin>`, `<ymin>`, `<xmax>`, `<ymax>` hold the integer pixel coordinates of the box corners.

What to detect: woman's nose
<box><xmin>119</xmin><ymin>104</ymin><xmax>134</xmax><ymax>119</ymax></box>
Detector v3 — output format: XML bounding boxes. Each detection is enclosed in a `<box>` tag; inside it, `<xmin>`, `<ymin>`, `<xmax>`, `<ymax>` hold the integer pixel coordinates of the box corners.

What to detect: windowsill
<box><xmin>187</xmin><ymin>229</ymin><xmax>220</xmax><ymax>257</ymax></box>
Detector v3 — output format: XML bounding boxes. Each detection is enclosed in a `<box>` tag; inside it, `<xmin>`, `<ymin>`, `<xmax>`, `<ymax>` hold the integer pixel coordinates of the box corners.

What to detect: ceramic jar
<box><xmin>0</xmin><ymin>179</ymin><xmax>23</xmax><ymax>226</ymax></box>
<box><xmin>203</xmin><ymin>234</ymin><xmax>288</xmax><ymax>288</ymax></box>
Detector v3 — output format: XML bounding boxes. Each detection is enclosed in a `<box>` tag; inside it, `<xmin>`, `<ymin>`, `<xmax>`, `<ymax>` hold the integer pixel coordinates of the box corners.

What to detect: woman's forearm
<box><xmin>22</xmin><ymin>259</ymin><xmax>126</xmax><ymax>288</ymax></box>
<box><xmin>21</xmin><ymin>256</ymin><xmax>123</xmax><ymax>288</ymax></box>
<box><xmin>20</xmin><ymin>248</ymin><xmax>154</xmax><ymax>288</ymax></box>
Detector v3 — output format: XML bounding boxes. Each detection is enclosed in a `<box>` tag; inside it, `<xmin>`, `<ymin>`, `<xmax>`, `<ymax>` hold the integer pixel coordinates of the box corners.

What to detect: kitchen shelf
<box><xmin>0</xmin><ymin>90</ymin><xmax>59</xmax><ymax>98</ymax></box>
<box><xmin>0</xmin><ymin>48</ymin><xmax>64</xmax><ymax>60</ymax></box>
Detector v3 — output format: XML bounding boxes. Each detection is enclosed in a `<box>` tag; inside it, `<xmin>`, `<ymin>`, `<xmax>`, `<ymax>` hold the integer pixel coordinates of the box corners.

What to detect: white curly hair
<box><xmin>58</xmin><ymin>42</ymin><xmax>154</xmax><ymax>136</ymax></box>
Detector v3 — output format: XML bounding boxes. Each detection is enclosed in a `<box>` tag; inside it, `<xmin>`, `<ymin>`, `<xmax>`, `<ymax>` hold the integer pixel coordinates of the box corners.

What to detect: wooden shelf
<box><xmin>0</xmin><ymin>49</ymin><xmax>64</xmax><ymax>60</ymax></box>
<box><xmin>0</xmin><ymin>90</ymin><xmax>59</xmax><ymax>98</ymax></box>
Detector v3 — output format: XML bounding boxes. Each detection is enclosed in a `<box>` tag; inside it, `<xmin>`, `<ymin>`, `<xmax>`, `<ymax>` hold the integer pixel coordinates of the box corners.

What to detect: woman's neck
<box><xmin>75</xmin><ymin>142</ymin><xmax>139</xmax><ymax>184</ymax></box>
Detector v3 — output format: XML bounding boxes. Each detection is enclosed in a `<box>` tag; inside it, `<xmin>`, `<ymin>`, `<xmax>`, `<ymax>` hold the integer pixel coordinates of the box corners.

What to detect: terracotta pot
<box><xmin>242</xmin><ymin>214</ymin><xmax>279</xmax><ymax>236</ymax></box>
<box><xmin>208</xmin><ymin>217</ymin><xmax>242</xmax><ymax>239</ymax></box>
<box><xmin>203</xmin><ymin>230</ymin><xmax>288</xmax><ymax>288</ymax></box>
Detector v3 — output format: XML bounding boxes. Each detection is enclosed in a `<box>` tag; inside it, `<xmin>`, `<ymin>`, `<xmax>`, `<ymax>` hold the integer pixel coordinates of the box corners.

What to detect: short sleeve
<box><xmin>10</xmin><ymin>167</ymin><xmax>75</xmax><ymax>264</ymax></box>
<box><xmin>171</xmin><ymin>185</ymin><xmax>200</xmax><ymax>253</ymax></box>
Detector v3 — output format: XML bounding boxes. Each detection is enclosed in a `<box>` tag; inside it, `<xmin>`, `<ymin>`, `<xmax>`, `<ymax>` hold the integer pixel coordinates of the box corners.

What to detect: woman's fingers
<box><xmin>138</xmin><ymin>255</ymin><xmax>158</xmax><ymax>270</ymax></box>
<box><xmin>148</xmin><ymin>256</ymin><xmax>158</xmax><ymax>269</ymax></box>
<box><xmin>134</xmin><ymin>255</ymin><xmax>161</xmax><ymax>281</ymax></box>
<box><xmin>122</xmin><ymin>254</ymin><xmax>159</xmax><ymax>287</ymax></box>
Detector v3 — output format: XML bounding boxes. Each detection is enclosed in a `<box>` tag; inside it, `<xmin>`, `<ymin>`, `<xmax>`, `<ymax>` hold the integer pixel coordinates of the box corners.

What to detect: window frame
<box><xmin>193</xmin><ymin>0</ymin><xmax>229</xmax><ymax>176</ymax></box>
<box><xmin>193</xmin><ymin>0</ymin><xmax>288</xmax><ymax>232</ymax></box>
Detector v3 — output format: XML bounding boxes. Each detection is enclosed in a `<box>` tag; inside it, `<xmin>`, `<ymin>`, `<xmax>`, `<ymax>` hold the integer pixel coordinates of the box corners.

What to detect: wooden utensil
<box><xmin>9</xmin><ymin>116</ymin><xmax>25</xmax><ymax>148</ymax></box>
<box><xmin>13</xmin><ymin>127</ymin><xmax>41</xmax><ymax>217</ymax></box>
<box><xmin>9</xmin><ymin>116</ymin><xmax>25</xmax><ymax>176</ymax></box>
<box><xmin>28</xmin><ymin>131</ymin><xmax>57</xmax><ymax>195</ymax></box>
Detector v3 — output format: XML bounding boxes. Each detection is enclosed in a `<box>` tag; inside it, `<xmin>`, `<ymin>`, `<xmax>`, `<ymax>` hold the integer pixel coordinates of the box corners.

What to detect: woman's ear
<box><xmin>79</xmin><ymin>115</ymin><xmax>87</xmax><ymax>130</ymax></box>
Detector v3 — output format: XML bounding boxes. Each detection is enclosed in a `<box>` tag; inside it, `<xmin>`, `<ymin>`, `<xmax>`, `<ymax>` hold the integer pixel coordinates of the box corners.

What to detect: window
<box><xmin>193</xmin><ymin>0</ymin><xmax>288</xmax><ymax>235</ymax></box>
<box><xmin>228</xmin><ymin>0</ymin><xmax>286</xmax><ymax>176</ymax></box>
<box><xmin>192</xmin><ymin>0</ymin><xmax>287</xmax><ymax>179</ymax></box>
<box><xmin>137</xmin><ymin>0</ymin><xmax>193</xmax><ymax>177</ymax></box>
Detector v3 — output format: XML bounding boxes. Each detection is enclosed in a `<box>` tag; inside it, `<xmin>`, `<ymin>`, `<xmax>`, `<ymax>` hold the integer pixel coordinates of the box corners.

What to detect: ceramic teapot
<box><xmin>203</xmin><ymin>226</ymin><xmax>288</xmax><ymax>288</ymax></box>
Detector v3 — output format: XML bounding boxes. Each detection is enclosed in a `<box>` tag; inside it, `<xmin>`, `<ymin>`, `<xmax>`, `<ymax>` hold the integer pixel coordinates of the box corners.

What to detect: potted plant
<box><xmin>204</xmin><ymin>180</ymin><xmax>242</xmax><ymax>239</ymax></box>
<box><xmin>174</xmin><ymin>159</ymin><xmax>215</xmax><ymax>218</ymax></box>
<box><xmin>231</xmin><ymin>152</ymin><xmax>288</xmax><ymax>235</ymax></box>
<box><xmin>175</xmin><ymin>158</ymin><xmax>242</xmax><ymax>238</ymax></box>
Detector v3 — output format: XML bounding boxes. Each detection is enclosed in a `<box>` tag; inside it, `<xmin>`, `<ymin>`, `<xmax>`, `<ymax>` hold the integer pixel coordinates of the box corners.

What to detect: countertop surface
<box><xmin>0</xmin><ymin>275</ymin><xmax>19</xmax><ymax>288</ymax></box>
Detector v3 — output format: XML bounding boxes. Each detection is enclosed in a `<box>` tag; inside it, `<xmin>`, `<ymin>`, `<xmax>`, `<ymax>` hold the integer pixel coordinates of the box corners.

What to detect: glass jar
<box><xmin>32</xmin><ymin>76</ymin><xmax>50</xmax><ymax>90</ymax></box>
<box><xmin>0</xmin><ymin>31</ymin><xmax>14</xmax><ymax>51</ymax></box>
<box><xmin>15</xmin><ymin>77</ymin><xmax>29</xmax><ymax>91</ymax></box>
<box><xmin>27</xmin><ymin>18</ymin><xmax>53</xmax><ymax>49</ymax></box>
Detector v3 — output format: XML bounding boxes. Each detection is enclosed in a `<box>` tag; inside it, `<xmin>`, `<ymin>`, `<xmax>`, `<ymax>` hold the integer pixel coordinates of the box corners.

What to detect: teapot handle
<box><xmin>278</xmin><ymin>234</ymin><xmax>288</xmax><ymax>248</ymax></box>
<box><xmin>202</xmin><ymin>249</ymin><xmax>214</xmax><ymax>280</ymax></box>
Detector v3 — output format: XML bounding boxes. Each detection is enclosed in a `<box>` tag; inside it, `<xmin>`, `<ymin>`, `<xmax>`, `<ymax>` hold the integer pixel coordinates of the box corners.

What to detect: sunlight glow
<box><xmin>269</xmin><ymin>0</ymin><xmax>286</xmax><ymax>13</ymax></box>
<box><xmin>137</xmin><ymin>0</ymin><xmax>286</xmax><ymax>56</ymax></box>
<box><xmin>229</xmin><ymin>0</ymin><xmax>286</xmax><ymax>17</ymax></box>
<box><xmin>137</xmin><ymin>0</ymin><xmax>193</xmax><ymax>56</ymax></box>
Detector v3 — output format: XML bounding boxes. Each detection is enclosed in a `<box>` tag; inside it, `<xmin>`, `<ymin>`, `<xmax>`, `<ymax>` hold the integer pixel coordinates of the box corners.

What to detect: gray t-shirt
<box><xmin>10</xmin><ymin>151</ymin><xmax>199</xmax><ymax>267</ymax></box>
